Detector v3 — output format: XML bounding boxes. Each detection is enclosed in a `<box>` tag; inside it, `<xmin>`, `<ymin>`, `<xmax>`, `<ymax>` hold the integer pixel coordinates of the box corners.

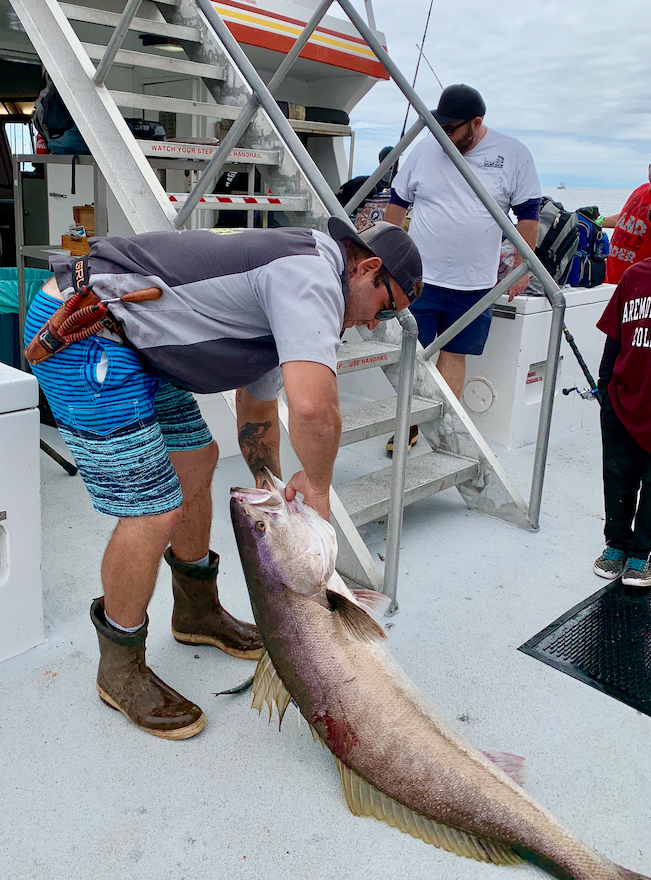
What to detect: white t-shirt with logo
<box><xmin>392</xmin><ymin>128</ymin><xmax>541</xmax><ymax>290</ymax></box>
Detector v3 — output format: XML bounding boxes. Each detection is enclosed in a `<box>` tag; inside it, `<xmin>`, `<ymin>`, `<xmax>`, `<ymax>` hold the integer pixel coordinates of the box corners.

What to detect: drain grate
<box><xmin>518</xmin><ymin>581</ymin><xmax>651</xmax><ymax>716</ymax></box>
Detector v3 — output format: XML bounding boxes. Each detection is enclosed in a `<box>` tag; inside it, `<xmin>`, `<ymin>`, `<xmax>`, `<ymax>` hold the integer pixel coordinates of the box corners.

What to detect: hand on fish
<box><xmin>284</xmin><ymin>469</ymin><xmax>331</xmax><ymax>521</ymax></box>
<box><xmin>229</xmin><ymin>470</ymin><xmax>649</xmax><ymax>880</ymax></box>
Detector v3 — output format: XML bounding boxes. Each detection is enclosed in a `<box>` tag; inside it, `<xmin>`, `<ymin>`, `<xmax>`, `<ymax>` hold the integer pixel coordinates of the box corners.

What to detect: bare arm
<box><xmin>384</xmin><ymin>203</ymin><xmax>408</xmax><ymax>227</ymax></box>
<box><xmin>508</xmin><ymin>218</ymin><xmax>539</xmax><ymax>301</ymax></box>
<box><xmin>601</xmin><ymin>213</ymin><xmax>621</xmax><ymax>228</ymax></box>
<box><xmin>236</xmin><ymin>388</ymin><xmax>281</xmax><ymax>486</ymax></box>
<box><xmin>282</xmin><ymin>361</ymin><xmax>341</xmax><ymax>520</ymax></box>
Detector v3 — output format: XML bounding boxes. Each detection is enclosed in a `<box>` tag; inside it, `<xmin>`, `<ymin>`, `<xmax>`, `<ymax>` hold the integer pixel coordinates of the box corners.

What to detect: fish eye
<box><xmin>255</xmin><ymin>521</ymin><xmax>266</xmax><ymax>533</ymax></box>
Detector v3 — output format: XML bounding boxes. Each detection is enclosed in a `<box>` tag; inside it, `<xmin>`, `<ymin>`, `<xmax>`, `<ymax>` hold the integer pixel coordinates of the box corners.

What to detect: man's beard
<box><xmin>455</xmin><ymin>123</ymin><xmax>476</xmax><ymax>155</ymax></box>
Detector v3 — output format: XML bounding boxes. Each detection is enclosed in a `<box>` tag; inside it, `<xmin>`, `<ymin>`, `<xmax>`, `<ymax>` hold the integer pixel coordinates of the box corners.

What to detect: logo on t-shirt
<box><xmin>478</xmin><ymin>155</ymin><xmax>505</xmax><ymax>169</ymax></box>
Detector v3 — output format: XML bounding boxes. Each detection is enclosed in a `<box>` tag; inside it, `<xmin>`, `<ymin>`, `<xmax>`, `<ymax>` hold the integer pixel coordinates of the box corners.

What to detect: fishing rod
<box><xmin>561</xmin><ymin>323</ymin><xmax>601</xmax><ymax>403</ymax></box>
<box><xmin>389</xmin><ymin>0</ymin><xmax>435</xmax><ymax>183</ymax></box>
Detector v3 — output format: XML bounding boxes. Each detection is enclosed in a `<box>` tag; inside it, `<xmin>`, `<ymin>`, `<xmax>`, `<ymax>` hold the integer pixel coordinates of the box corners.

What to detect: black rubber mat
<box><xmin>518</xmin><ymin>580</ymin><xmax>651</xmax><ymax>716</ymax></box>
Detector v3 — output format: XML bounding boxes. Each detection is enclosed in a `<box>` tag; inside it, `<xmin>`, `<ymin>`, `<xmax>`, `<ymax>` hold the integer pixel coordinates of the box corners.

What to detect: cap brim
<box><xmin>431</xmin><ymin>109</ymin><xmax>463</xmax><ymax>126</ymax></box>
<box><xmin>327</xmin><ymin>216</ymin><xmax>372</xmax><ymax>254</ymax></box>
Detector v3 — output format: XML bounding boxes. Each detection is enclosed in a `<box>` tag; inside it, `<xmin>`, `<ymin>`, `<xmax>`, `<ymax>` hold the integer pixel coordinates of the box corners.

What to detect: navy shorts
<box><xmin>410</xmin><ymin>283</ymin><xmax>492</xmax><ymax>356</ymax></box>
<box><xmin>26</xmin><ymin>289</ymin><xmax>213</xmax><ymax>518</ymax></box>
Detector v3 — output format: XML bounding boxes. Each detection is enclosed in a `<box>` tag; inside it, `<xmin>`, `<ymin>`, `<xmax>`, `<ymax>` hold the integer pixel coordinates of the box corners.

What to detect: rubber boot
<box><xmin>164</xmin><ymin>549</ymin><xmax>264</xmax><ymax>660</ymax></box>
<box><xmin>90</xmin><ymin>597</ymin><xmax>206</xmax><ymax>740</ymax></box>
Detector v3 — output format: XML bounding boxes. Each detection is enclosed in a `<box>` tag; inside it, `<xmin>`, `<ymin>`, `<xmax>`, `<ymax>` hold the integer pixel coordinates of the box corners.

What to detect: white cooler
<box><xmin>461</xmin><ymin>285</ymin><xmax>615</xmax><ymax>449</ymax></box>
<box><xmin>0</xmin><ymin>363</ymin><xmax>44</xmax><ymax>662</ymax></box>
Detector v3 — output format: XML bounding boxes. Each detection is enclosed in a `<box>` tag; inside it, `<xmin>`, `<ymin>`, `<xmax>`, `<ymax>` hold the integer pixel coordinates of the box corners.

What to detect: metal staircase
<box><xmin>10</xmin><ymin>0</ymin><xmax>566</xmax><ymax>611</ymax></box>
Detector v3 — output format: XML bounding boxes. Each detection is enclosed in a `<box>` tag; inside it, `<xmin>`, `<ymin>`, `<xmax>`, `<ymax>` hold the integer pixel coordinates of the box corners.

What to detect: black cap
<box><xmin>328</xmin><ymin>217</ymin><xmax>422</xmax><ymax>302</ymax></box>
<box><xmin>378</xmin><ymin>145</ymin><xmax>393</xmax><ymax>163</ymax></box>
<box><xmin>432</xmin><ymin>84</ymin><xmax>486</xmax><ymax>125</ymax></box>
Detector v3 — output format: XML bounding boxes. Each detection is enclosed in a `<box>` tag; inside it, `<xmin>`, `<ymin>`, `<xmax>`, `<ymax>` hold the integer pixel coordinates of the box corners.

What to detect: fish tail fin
<box><xmin>616</xmin><ymin>868</ymin><xmax>651</xmax><ymax>879</ymax></box>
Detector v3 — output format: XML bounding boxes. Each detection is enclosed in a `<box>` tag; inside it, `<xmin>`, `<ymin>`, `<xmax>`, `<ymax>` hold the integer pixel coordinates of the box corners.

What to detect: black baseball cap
<box><xmin>328</xmin><ymin>217</ymin><xmax>422</xmax><ymax>302</ymax></box>
<box><xmin>432</xmin><ymin>84</ymin><xmax>486</xmax><ymax>125</ymax></box>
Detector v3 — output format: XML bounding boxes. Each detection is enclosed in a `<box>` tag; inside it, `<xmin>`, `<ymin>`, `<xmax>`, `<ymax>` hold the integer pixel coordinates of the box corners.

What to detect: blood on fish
<box><xmin>311</xmin><ymin>708</ymin><xmax>359</xmax><ymax>757</ymax></box>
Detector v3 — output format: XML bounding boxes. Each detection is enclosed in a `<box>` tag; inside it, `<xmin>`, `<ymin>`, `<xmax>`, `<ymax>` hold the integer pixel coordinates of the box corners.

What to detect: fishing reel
<box><xmin>562</xmin><ymin>386</ymin><xmax>599</xmax><ymax>401</ymax></box>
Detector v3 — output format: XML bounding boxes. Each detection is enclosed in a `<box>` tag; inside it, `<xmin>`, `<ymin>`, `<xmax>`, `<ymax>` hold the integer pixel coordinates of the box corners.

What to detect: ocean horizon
<box><xmin>540</xmin><ymin>186</ymin><xmax>634</xmax><ymax>217</ymax></box>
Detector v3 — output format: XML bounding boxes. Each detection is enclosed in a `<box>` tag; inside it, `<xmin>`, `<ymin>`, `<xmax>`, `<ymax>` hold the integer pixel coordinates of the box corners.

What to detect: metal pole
<box><xmin>192</xmin><ymin>0</ymin><xmax>351</xmax><ymax>223</ymax></box>
<box><xmin>383</xmin><ymin>309</ymin><xmax>418</xmax><ymax>613</ymax></box>
<box><xmin>93</xmin><ymin>162</ymin><xmax>108</xmax><ymax>236</ymax></box>
<box><xmin>174</xmin><ymin>0</ymin><xmax>335</xmax><ymax>229</ymax></box>
<box><xmin>247</xmin><ymin>163</ymin><xmax>255</xmax><ymax>228</ymax></box>
<box><xmin>528</xmin><ymin>304</ymin><xmax>564</xmax><ymax>529</ymax></box>
<box><xmin>12</xmin><ymin>156</ymin><xmax>28</xmax><ymax>371</ymax></box>
<box><xmin>343</xmin><ymin>118</ymin><xmax>425</xmax><ymax>216</ymax></box>
<box><xmin>422</xmin><ymin>263</ymin><xmax>528</xmax><ymax>359</ymax></box>
<box><xmin>348</xmin><ymin>129</ymin><xmax>355</xmax><ymax>181</ymax></box>
<box><xmin>93</xmin><ymin>0</ymin><xmax>143</xmax><ymax>86</ymax></box>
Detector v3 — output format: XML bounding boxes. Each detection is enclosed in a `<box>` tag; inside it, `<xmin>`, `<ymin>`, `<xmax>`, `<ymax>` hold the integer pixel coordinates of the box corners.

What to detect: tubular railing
<box><xmin>33</xmin><ymin>0</ymin><xmax>564</xmax><ymax>606</ymax></box>
<box><xmin>172</xmin><ymin>0</ymin><xmax>565</xmax><ymax>601</ymax></box>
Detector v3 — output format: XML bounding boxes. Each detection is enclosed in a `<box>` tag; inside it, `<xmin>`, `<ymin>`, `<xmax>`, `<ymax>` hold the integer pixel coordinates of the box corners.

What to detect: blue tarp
<box><xmin>0</xmin><ymin>267</ymin><xmax>53</xmax><ymax>315</ymax></box>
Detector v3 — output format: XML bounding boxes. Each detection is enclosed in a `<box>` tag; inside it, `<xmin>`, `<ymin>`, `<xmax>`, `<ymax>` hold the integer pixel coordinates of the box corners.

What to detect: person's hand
<box><xmin>285</xmin><ymin>470</ymin><xmax>331</xmax><ymax>521</ymax></box>
<box><xmin>508</xmin><ymin>272</ymin><xmax>530</xmax><ymax>301</ymax></box>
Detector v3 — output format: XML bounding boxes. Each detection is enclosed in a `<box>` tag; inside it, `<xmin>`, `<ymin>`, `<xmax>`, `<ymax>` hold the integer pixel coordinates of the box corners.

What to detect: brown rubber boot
<box><xmin>90</xmin><ymin>597</ymin><xmax>206</xmax><ymax>740</ymax></box>
<box><xmin>164</xmin><ymin>549</ymin><xmax>264</xmax><ymax>660</ymax></box>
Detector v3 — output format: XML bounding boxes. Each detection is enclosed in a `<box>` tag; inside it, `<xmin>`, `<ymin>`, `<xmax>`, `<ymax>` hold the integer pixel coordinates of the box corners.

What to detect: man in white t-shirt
<box><xmin>385</xmin><ymin>84</ymin><xmax>541</xmax><ymax>424</ymax></box>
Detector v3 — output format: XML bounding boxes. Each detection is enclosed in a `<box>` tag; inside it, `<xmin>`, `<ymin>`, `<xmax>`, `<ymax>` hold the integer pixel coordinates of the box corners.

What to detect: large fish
<box><xmin>230</xmin><ymin>474</ymin><xmax>648</xmax><ymax>880</ymax></box>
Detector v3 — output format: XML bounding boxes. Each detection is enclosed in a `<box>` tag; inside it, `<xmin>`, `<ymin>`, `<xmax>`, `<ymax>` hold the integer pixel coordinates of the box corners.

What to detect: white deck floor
<box><xmin>2</xmin><ymin>411</ymin><xmax>650</xmax><ymax>880</ymax></box>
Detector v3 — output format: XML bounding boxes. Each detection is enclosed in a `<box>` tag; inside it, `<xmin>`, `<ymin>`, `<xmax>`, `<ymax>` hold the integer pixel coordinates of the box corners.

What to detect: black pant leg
<box><xmin>601</xmin><ymin>388</ymin><xmax>644</xmax><ymax>552</ymax></box>
<box><xmin>630</xmin><ymin>446</ymin><xmax>651</xmax><ymax>558</ymax></box>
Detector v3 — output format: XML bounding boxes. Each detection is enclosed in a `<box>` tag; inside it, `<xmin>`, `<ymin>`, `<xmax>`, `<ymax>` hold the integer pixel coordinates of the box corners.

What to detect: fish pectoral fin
<box><xmin>351</xmin><ymin>588</ymin><xmax>392</xmax><ymax>619</ymax></box>
<box><xmin>326</xmin><ymin>589</ymin><xmax>387</xmax><ymax>644</ymax></box>
<box><xmin>481</xmin><ymin>749</ymin><xmax>527</xmax><ymax>787</ymax></box>
<box><xmin>251</xmin><ymin>649</ymin><xmax>292</xmax><ymax>729</ymax></box>
<box><xmin>335</xmin><ymin>759</ymin><xmax>521</xmax><ymax>867</ymax></box>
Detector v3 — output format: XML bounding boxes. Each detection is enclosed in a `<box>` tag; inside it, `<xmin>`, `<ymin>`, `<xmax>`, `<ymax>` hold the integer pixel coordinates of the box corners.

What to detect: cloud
<box><xmin>346</xmin><ymin>0</ymin><xmax>651</xmax><ymax>187</ymax></box>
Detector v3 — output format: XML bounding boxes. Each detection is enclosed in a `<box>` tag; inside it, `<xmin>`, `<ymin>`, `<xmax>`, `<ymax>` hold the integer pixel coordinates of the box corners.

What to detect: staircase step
<box><xmin>340</xmin><ymin>396</ymin><xmax>441</xmax><ymax>446</ymax></box>
<box><xmin>137</xmin><ymin>140</ymin><xmax>279</xmax><ymax>165</ymax></box>
<box><xmin>111</xmin><ymin>90</ymin><xmax>240</xmax><ymax>121</ymax></box>
<box><xmin>82</xmin><ymin>43</ymin><xmax>225</xmax><ymax>79</ymax></box>
<box><xmin>167</xmin><ymin>193</ymin><xmax>308</xmax><ymax>211</ymax></box>
<box><xmin>61</xmin><ymin>4</ymin><xmax>200</xmax><ymax>41</ymax></box>
<box><xmin>336</xmin><ymin>451</ymin><xmax>480</xmax><ymax>526</ymax></box>
<box><xmin>336</xmin><ymin>340</ymin><xmax>401</xmax><ymax>374</ymax></box>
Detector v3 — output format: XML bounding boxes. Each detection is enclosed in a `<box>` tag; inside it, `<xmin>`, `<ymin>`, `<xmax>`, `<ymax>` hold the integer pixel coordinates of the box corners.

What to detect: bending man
<box><xmin>26</xmin><ymin>218</ymin><xmax>422</xmax><ymax>740</ymax></box>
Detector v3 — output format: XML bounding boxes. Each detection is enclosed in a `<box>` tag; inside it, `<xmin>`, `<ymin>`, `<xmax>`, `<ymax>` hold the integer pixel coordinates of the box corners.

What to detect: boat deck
<box><xmin>1</xmin><ymin>408</ymin><xmax>650</xmax><ymax>879</ymax></box>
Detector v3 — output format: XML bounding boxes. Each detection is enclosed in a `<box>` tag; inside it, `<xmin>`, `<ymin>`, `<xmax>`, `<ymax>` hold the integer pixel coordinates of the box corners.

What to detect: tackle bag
<box><xmin>32</xmin><ymin>74</ymin><xmax>90</xmax><ymax>154</ymax></box>
<box><xmin>566</xmin><ymin>209</ymin><xmax>610</xmax><ymax>287</ymax></box>
<box><xmin>123</xmin><ymin>118</ymin><xmax>167</xmax><ymax>140</ymax></box>
<box><xmin>534</xmin><ymin>196</ymin><xmax>580</xmax><ymax>286</ymax></box>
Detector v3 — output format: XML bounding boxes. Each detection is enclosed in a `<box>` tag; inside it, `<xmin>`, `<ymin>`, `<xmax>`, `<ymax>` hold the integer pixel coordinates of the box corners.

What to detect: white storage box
<box><xmin>462</xmin><ymin>285</ymin><xmax>615</xmax><ymax>448</ymax></box>
<box><xmin>0</xmin><ymin>363</ymin><xmax>44</xmax><ymax>662</ymax></box>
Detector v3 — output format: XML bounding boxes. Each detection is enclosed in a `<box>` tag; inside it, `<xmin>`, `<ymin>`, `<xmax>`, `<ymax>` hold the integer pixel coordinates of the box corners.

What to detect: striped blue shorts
<box><xmin>26</xmin><ymin>289</ymin><xmax>213</xmax><ymax>517</ymax></box>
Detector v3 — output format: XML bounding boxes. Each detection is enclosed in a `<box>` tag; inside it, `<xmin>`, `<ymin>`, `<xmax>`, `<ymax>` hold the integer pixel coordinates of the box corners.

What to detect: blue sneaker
<box><xmin>621</xmin><ymin>556</ymin><xmax>651</xmax><ymax>588</ymax></box>
<box><xmin>593</xmin><ymin>547</ymin><xmax>626</xmax><ymax>579</ymax></box>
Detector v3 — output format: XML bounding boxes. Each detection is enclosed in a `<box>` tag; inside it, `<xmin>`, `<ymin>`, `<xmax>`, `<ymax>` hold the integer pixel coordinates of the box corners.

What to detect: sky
<box><xmin>337</xmin><ymin>0</ymin><xmax>651</xmax><ymax>188</ymax></box>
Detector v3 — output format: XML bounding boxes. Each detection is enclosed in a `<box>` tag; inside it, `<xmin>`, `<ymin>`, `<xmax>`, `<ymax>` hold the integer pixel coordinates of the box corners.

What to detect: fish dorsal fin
<box><xmin>326</xmin><ymin>589</ymin><xmax>387</xmax><ymax>644</ymax></box>
<box><xmin>251</xmin><ymin>649</ymin><xmax>292</xmax><ymax>730</ymax></box>
<box><xmin>481</xmin><ymin>750</ymin><xmax>527</xmax><ymax>787</ymax></box>
<box><xmin>335</xmin><ymin>759</ymin><xmax>522</xmax><ymax>866</ymax></box>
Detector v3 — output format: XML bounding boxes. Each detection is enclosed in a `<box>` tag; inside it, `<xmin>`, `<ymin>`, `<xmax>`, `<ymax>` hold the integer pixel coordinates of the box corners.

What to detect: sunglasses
<box><xmin>375</xmin><ymin>275</ymin><xmax>399</xmax><ymax>321</ymax></box>
<box><xmin>441</xmin><ymin>119</ymin><xmax>470</xmax><ymax>136</ymax></box>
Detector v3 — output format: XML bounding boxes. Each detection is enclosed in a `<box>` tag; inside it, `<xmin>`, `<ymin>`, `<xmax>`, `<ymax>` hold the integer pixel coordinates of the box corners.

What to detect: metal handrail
<box><xmin>93</xmin><ymin>0</ymin><xmax>142</xmax><ymax>86</ymax></box>
<box><xmin>383</xmin><ymin>308</ymin><xmax>418</xmax><ymax>613</ymax></box>
<box><xmin>332</xmin><ymin>0</ymin><xmax>565</xmax><ymax>529</ymax></box>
